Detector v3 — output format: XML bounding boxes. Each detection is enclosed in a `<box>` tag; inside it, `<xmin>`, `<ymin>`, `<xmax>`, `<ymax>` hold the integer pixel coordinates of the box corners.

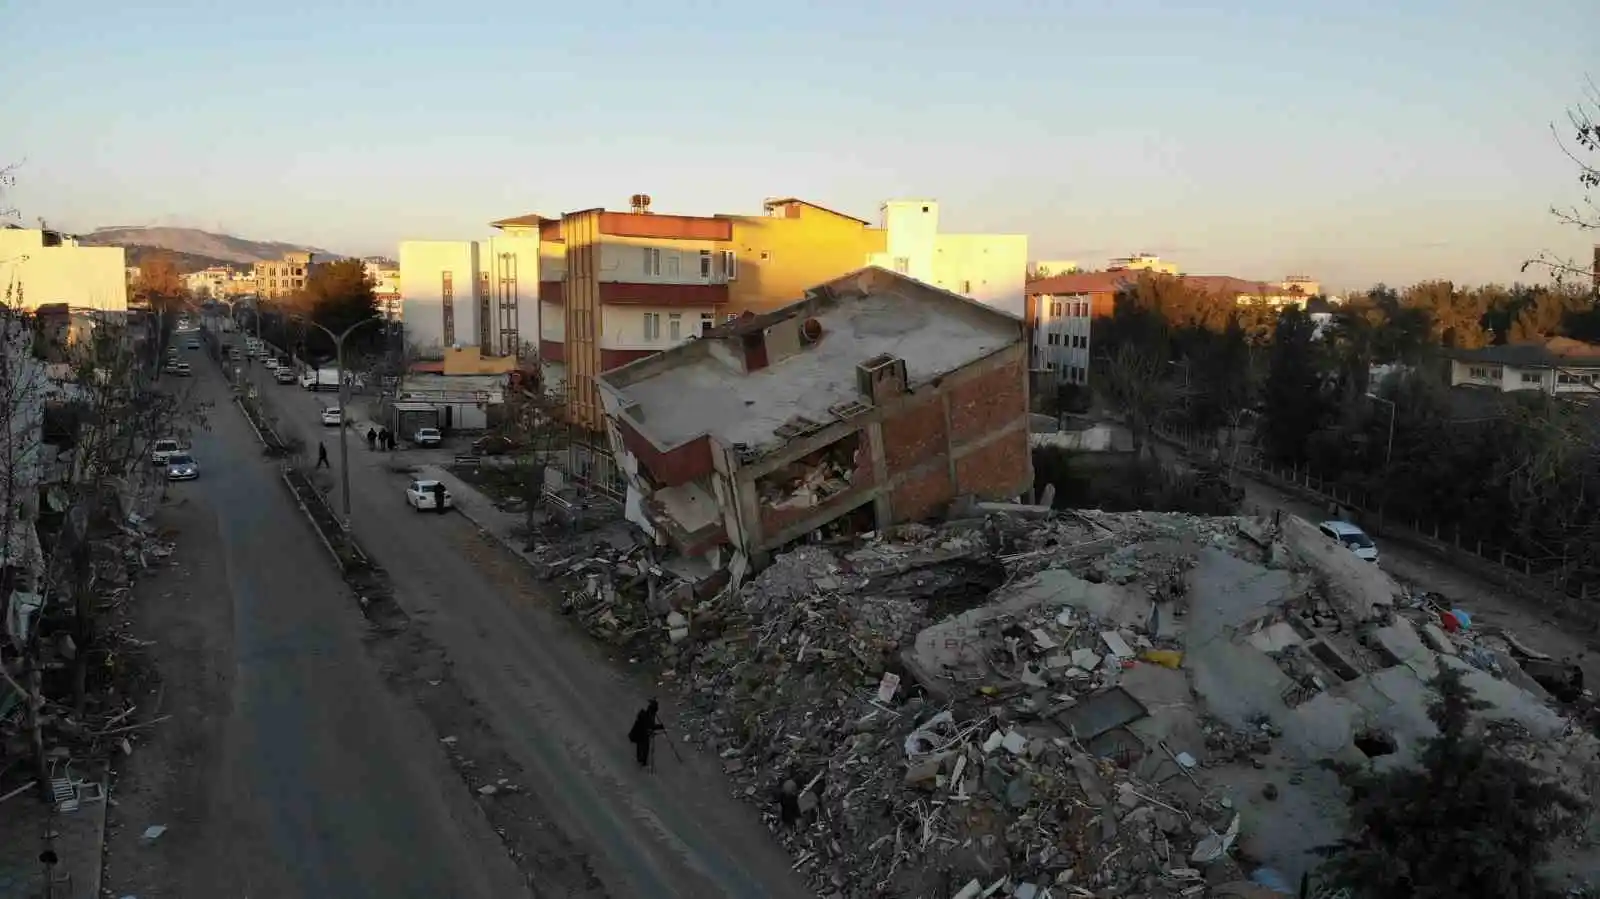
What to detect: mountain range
<box><xmin>78</xmin><ymin>226</ymin><xmax>342</xmax><ymax>272</ymax></box>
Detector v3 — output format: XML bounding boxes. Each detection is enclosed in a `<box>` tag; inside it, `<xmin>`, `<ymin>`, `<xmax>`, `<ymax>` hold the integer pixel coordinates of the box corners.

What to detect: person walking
<box><xmin>366</xmin><ymin>427</ymin><xmax>378</xmax><ymax>451</ymax></box>
<box><xmin>628</xmin><ymin>700</ymin><xmax>666</xmax><ymax>768</ymax></box>
<box><xmin>316</xmin><ymin>442</ymin><xmax>330</xmax><ymax>469</ymax></box>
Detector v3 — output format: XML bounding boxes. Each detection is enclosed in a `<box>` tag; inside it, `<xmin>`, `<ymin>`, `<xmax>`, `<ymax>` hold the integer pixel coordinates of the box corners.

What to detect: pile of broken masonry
<box><xmin>545</xmin><ymin>506</ymin><xmax>1600</xmax><ymax>898</ymax></box>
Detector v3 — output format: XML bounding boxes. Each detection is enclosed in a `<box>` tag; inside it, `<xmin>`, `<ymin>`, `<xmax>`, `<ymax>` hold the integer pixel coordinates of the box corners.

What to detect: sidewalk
<box><xmin>415</xmin><ymin>464</ymin><xmax>535</xmax><ymax>561</ymax></box>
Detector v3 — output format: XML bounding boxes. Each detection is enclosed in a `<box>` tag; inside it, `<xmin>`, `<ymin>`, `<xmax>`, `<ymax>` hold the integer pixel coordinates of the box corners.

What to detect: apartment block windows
<box><xmin>892</xmin><ymin>257</ymin><xmax>910</xmax><ymax>275</ymax></box>
<box><xmin>668</xmin><ymin>313</ymin><xmax>683</xmax><ymax>341</ymax></box>
<box><xmin>665</xmin><ymin>254</ymin><xmax>681</xmax><ymax>278</ymax></box>
<box><xmin>701</xmin><ymin>312</ymin><xmax>714</xmax><ymax>335</ymax></box>
<box><xmin>720</xmin><ymin>250</ymin><xmax>737</xmax><ymax>280</ymax></box>
<box><xmin>643</xmin><ymin>312</ymin><xmax>661</xmax><ymax>341</ymax></box>
<box><xmin>441</xmin><ymin>271</ymin><xmax>455</xmax><ymax>345</ymax></box>
<box><xmin>699</xmin><ymin>250</ymin><xmax>713</xmax><ymax>279</ymax></box>
<box><xmin>1051</xmin><ymin>301</ymin><xmax>1062</xmax><ymax>317</ymax></box>
<box><xmin>643</xmin><ymin>247</ymin><xmax>662</xmax><ymax>277</ymax></box>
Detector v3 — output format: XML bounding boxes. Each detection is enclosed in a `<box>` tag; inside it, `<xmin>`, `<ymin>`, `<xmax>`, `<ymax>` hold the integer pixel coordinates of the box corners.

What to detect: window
<box><xmin>701</xmin><ymin>312</ymin><xmax>714</xmax><ymax>335</ymax></box>
<box><xmin>699</xmin><ymin>250</ymin><xmax>712</xmax><ymax>279</ymax></box>
<box><xmin>892</xmin><ymin>257</ymin><xmax>910</xmax><ymax>275</ymax></box>
<box><xmin>1521</xmin><ymin>371</ymin><xmax>1543</xmax><ymax>384</ymax></box>
<box><xmin>665</xmin><ymin>254</ymin><xmax>680</xmax><ymax>278</ymax></box>
<box><xmin>721</xmin><ymin>250</ymin><xmax>737</xmax><ymax>280</ymax></box>
<box><xmin>1467</xmin><ymin>365</ymin><xmax>1502</xmax><ymax>381</ymax></box>
<box><xmin>643</xmin><ymin>247</ymin><xmax>661</xmax><ymax>276</ymax></box>
<box><xmin>668</xmin><ymin>312</ymin><xmax>682</xmax><ymax>341</ymax></box>
<box><xmin>1051</xmin><ymin>301</ymin><xmax>1062</xmax><ymax>317</ymax></box>
<box><xmin>1047</xmin><ymin>333</ymin><xmax>1058</xmax><ymax>346</ymax></box>
<box><xmin>759</xmin><ymin>250</ymin><xmax>772</xmax><ymax>262</ymax></box>
<box><xmin>643</xmin><ymin>312</ymin><xmax>661</xmax><ymax>341</ymax></box>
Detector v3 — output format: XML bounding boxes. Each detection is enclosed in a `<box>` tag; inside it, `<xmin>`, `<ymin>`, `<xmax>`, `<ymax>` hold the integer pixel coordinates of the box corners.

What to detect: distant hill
<box><xmin>117</xmin><ymin>245</ymin><xmax>251</xmax><ymax>275</ymax></box>
<box><xmin>79</xmin><ymin>226</ymin><xmax>341</xmax><ymax>266</ymax></box>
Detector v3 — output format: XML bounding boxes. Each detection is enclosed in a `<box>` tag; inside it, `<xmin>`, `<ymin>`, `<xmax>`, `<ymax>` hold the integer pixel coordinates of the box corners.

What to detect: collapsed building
<box><xmin>596</xmin><ymin>266</ymin><xmax>1034</xmax><ymax>569</ymax></box>
<box><xmin>542</xmin><ymin>501</ymin><xmax>1600</xmax><ymax>897</ymax></box>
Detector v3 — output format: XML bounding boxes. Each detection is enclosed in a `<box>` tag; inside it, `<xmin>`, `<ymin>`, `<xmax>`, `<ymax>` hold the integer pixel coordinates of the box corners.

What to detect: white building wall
<box><xmin>601</xmin><ymin>305</ymin><xmax>719</xmax><ymax>352</ymax></box>
<box><xmin>599</xmin><ymin>236</ymin><xmax>730</xmax><ymax>284</ymax></box>
<box><xmin>399</xmin><ymin>240</ymin><xmax>477</xmax><ymax>356</ymax></box>
<box><xmin>1031</xmin><ymin>293</ymin><xmax>1093</xmax><ymax>387</ymax></box>
<box><xmin>0</xmin><ymin>229</ymin><xmax>128</xmax><ymax>311</ymax></box>
<box><xmin>479</xmin><ymin>233</ymin><xmax>541</xmax><ymax>356</ymax></box>
<box><xmin>879</xmin><ymin>200</ymin><xmax>940</xmax><ymax>284</ymax></box>
<box><xmin>931</xmin><ymin>233</ymin><xmax>1028</xmax><ymax>318</ymax></box>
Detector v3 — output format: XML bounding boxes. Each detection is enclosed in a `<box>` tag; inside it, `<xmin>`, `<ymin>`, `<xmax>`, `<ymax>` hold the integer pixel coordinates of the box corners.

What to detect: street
<box><xmin>102</xmin><ymin>346</ymin><xmax>525</xmax><ymax>897</ymax></box>
<box><xmin>261</xmin><ymin>370</ymin><xmax>814</xmax><ymax>898</ymax></box>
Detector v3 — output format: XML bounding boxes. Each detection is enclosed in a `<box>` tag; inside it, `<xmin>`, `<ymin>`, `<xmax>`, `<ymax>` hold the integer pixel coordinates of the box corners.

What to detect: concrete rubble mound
<box><xmin>540</xmin><ymin>506</ymin><xmax>1600</xmax><ymax>897</ymax></box>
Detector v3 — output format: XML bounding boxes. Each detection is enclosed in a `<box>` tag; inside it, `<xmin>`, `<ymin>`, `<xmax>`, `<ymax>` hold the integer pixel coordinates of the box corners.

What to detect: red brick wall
<box><xmin>948</xmin><ymin>357</ymin><xmax>1025</xmax><ymax>444</ymax></box>
<box><xmin>880</xmin><ymin>393</ymin><xmax>947</xmax><ymax>474</ymax></box>
<box><xmin>954</xmin><ymin>430</ymin><xmax>1031</xmax><ymax>499</ymax></box>
<box><xmin>890</xmin><ymin>465</ymin><xmax>954</xmax><ymax>522</ymax></box>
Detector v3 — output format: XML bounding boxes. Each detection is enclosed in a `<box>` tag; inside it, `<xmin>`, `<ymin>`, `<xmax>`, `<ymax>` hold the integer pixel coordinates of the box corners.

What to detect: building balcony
<box><xmin>540</xmin><ymin>281</ymin><xmax>729</xmax><ymax>307</ymax></box>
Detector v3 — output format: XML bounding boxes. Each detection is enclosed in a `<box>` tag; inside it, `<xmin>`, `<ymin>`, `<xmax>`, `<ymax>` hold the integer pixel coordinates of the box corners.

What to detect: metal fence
<box><xmin>1153</xmin><ymin>422</ymin><xmax>1596</xmax><ymax>604</ymax></box>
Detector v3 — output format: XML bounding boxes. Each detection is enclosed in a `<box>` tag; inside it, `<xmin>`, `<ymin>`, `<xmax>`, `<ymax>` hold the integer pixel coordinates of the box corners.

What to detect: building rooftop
<box><xmin>1027</xmin><ymin>270</ymin><xmax>1283</xmax><ymax>298</ymax></box>
<box><xmin>1446</xmin><ymin>337</ymin><xmax>1600</xmax><ymax>368</ymax></box>
<box><xmin>602</xmin><ymin>267</ymin><xmax>1023</xmax><ymax>456</ymax></box>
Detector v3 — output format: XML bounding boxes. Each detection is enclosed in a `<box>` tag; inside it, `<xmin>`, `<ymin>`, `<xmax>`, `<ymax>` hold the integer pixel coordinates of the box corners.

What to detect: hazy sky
<box><xmin>3</xmin><ymin>0</ymin><xmax>1595</xmax><ymax>289</ymax></box>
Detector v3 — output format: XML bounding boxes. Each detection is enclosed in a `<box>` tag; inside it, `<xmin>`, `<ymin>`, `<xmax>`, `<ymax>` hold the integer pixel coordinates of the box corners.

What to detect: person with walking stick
<box><xmin>628</xmin><ymin>699</ymin><xmax>667</xmax><ymax>769</ymax></box>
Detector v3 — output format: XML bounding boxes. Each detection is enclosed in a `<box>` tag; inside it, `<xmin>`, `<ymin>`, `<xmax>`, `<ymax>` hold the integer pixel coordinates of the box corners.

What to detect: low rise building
<box><xmin>1108</xmin><ymin>253</ymin><xmax>1180</xmax><ymax>276</ymax></box>
<box><xmin>363</xmin><ymin>257</ymin><xmax>401</xmax><ymax>321</ymax></box>
<box><xmin>596</xmin><ymin>266</ymin><xmax>1032</xmax><ymax>567</ymax></box>
<box><xmin>0</xmin><ymin>226</ymin><xmax>128</xmax><ymax>311</ymax></box>
<box><xmin>1446</xmin><ymin>338</ymin><xmax>1600</xmax><ymax>396</ymax></box>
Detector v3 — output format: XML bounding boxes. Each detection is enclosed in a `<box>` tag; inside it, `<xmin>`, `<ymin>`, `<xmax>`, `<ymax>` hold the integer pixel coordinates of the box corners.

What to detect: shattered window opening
<box><xmin>757</xmin><ymin>430</ymin><xmax>865</xmax><ymax>514</ymax></box>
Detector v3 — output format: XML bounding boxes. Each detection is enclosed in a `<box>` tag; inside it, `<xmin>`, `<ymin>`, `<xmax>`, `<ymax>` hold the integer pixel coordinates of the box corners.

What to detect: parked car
<box><xmin>174</xmin><ymin>362</ymin><xmax>192</xmax><ymax>377</ymax></box>
<box><xmin>275</xmin><ymin>367</ymin><xmax>297</xmax><ymax>384</ymax></box>
<box><xmin>320</xmin><ymin>407</ymin><xmax>346</xmax><ymax>427</ymax></box>
<box><xmin>262</xmin><ymin>357</ymin><xmax>279</xmax><ymax>371</ymax></box>
<box><xmin>185</xmin><ymin>338</ymin><xmax>200</xmax><ymax>350</ymax></box>
<box><xmin>165</xmin><ymin>453</ymin><xmax>199</xmax><ymax>481</ymax></box>
<box><xmin>1319</xmin><ymin>520</ymin><xmax>1379</xmax><ymax>563</ymax></box>
<box><xmin>405</xmin><ymin>479</ymin><xmax>453</xmax><ymax>511</ymax></box>
<box><xmin>412</xmin><ymin>427</ymin><xmax>442</xmax><ymax>448</ymax></box>
<box><xmin>151</xmin><ymin>438</ymin><xmax>182</xmax><ymax>466</ymax></box>
<box><xmin>470</xmin><ymin>435</ymin><xmax>518</xmax><ymax>456</ymax></box>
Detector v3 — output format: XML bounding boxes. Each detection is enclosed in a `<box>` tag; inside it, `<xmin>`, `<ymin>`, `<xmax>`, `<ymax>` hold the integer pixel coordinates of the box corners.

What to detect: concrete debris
<box><xmin>527</xmin><ymin>502</ymin><xmax>1600</xmax><ymax>895</ymax></box>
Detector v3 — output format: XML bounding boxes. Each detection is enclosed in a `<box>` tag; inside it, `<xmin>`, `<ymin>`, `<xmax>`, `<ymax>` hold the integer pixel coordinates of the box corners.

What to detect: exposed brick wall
<box><xmin>948</xmin><ymin>357</ymin><xmax>1025</xmax><ymax>444</ymax></box>
<box><xmin>954</xmin><ymin>429</ymin><xmax>1031</xmax><ymax>499</ymax></box>
<box><xmin>880</xmin><ymin>393</ymin><xmax>947</xmax><ymax>474</ymax></box>
<box><xmin>890</xmin><ymin>464</ymin><xmax>954</xmax><ymax>523</ymax></box>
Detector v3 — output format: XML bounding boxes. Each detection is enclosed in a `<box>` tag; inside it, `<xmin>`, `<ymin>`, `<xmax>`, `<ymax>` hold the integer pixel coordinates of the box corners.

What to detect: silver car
<box><xmin>165</xmin><ymin>453</ymin><xmax>199</xmax><ymax>481</ymax></box>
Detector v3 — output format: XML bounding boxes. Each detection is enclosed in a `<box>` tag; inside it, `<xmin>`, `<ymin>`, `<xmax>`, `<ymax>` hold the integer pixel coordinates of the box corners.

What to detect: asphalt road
<box><xmin>264</xmin><ymin>374</ymin><xmax>813</xmax><ymax>898</ymax></box>
<box><xmin>121</xmin><ymin>345</ymin><xmax>525</xmax><ymax>897</ymax></box>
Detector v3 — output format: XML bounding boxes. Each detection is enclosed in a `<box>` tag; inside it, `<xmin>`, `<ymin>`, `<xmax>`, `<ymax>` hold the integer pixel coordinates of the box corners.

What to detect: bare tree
<box><xmin>1526</xmin><ymin>79</ymin><xmax>1600</xmax><ymax>284</ymax></box>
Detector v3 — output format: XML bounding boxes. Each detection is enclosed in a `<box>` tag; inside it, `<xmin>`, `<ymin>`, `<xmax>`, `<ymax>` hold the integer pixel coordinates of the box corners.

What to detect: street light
<box><xmin>1366</xmin><ymin>392</ymin><xmax>1396</xmax><ymax>466</ymax></box>
<box><xmin>298</xmin><ymin>314</ymin><xmax>383</xmax><ymax>530</ymax></box>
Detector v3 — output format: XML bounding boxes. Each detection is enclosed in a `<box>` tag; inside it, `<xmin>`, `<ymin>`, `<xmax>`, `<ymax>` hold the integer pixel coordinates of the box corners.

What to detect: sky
<box><xmin>2</xmin><ymin>0</ymin><xmax>1596</xmax><ymax>290</ymax></box>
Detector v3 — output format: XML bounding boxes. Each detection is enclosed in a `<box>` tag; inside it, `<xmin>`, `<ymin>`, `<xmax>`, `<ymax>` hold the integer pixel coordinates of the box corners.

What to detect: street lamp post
<box><xmin>299</xmin><ymin>315</ymin><xmax>382</xmax><ymax>530</ymax></box>
<box><xmin>1366</xmin><ymin>393</ymin><xmax>1396</xmax><ymax>466</ymax></box>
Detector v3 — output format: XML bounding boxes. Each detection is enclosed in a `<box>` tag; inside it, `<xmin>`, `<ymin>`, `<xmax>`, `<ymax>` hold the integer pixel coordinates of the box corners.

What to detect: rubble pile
<box><xmin>3</xmin><ymin>510</ymin><xmax>177</xmax><ymax>795</ymax></box>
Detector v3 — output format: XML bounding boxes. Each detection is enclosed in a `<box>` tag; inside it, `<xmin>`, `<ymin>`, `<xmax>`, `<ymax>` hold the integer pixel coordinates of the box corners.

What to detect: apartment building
<box><xmin>183</xmin><ymin>265</ymin><xmax>255</xmax><ymax>299</ymax></box>
<box><xmin>252</xmin><ymin>251</ymin><xmax>313</xmax><ymax>299</ymax></box>
<box><xmin>397</xmin><ymin>235</ymin><xmax>538</xmax><ymax>362</ymax></box>
<box><xmin>866</xmin><ymin>201</ymin><xmax>1029</xmax><ymax>318</ymax></box>
<box><xmin>595</xmin><ymin>267</ymin><xmax>1032</xmax><ymax>567</ymax></box>
<box><xmin>0</xmin><ymin>225</ymin><xmax>128</xmax><ymax>311</ymax></box>
<box><xmin>1446</xmin><ymin>338</ymin><xmax>1600</xmax><ymax>396</ymax></box>
<box><xmin>363</xmin><ymin>257</ymin><xmax>401</xmax><ymax>321</ymax></box>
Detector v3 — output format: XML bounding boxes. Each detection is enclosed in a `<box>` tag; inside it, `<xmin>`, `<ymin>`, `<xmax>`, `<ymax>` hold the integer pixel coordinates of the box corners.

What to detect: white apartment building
<box><xmin>1447</xmin><ymin>338</ymin><xmax>1600</xmax><ymax>396</ymax></box>
<box><xmin>0</xmin><ymin>226</ymin><xmax>128</xmax><ymax>311</ymax></box>
<box><xmin>398</xmin><ymin>235</ymin><xmax>539</xmax><ymax>359</ymax></box>
<box><xmin>867</xmin><ymin>200</ymin><xmax>1029</xmax><ymax>318</ymax></box>
<box><xmin>363</xmin><ymin>258</ymin><xmax>401</xmax><ymax>321</ymax></box>
<box><xmin>1030</xmin><ymin>293</ymin><xmax>1093</xmax><ymax>387</ymax></box>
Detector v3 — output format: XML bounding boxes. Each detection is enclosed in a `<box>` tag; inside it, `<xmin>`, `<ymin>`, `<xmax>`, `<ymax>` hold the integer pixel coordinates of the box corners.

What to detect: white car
<box><xmin>412</xmin><ymin>427</ymin><xmax>442</xmax><ymax>448</ymax></box>
<box><xmin>405</xmin><ymin>479</ymin><xmax>454</xmax><ymax>511</ymax></box>
<box><xmin>262</xmin><ymin>357</ymin><xmax>279</xmax><ymax>371</ymax></box>
<box><xmin>1319</xmin><ymin>520</ymin><xmax>1379</xmax><ymax>563</ymax></box>
<box><xmin>151</xmin><ymin>438</ymin><xmax>182</xmax><ymax>466</ymax></box>
<box><xmin>320</xmin><ymin>407</ymin><xmax>346</xmax><ymax>427</ymax></box>
<box><xmin>275</xmin><ymin>367</ymin><xmax>297</xmax><ymax>384</ymax></box>
<box><xmin>165</xmin><ymin>453</ymin><xmax>199</xmax><ymax>481</ymax></box>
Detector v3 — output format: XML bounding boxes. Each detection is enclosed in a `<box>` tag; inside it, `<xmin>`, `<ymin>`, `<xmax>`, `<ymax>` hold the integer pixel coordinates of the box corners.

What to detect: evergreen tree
<box><xmin>1318</xmin><ymin>666</ymin><xmax>1585</xmax><ymax>899</ymax></box>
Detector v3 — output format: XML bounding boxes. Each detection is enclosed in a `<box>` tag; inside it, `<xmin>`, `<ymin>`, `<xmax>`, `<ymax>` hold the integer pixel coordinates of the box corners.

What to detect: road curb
<box><xmin>280</xmin><ymin>468</ymin><xmax>350</xmax><ymax>573</ymax></box>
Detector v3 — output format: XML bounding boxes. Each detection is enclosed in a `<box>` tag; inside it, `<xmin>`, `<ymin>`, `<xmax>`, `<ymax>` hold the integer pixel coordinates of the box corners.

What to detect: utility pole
<box><xmin>300</xmin><ymin>315</ymin><xmax>382</xmax><ymax>530</ymax></box>
<box><xmin>1366</xmin><ymin>393</ymin><xmax>1396</xmax><ymax>466</ymax></box>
